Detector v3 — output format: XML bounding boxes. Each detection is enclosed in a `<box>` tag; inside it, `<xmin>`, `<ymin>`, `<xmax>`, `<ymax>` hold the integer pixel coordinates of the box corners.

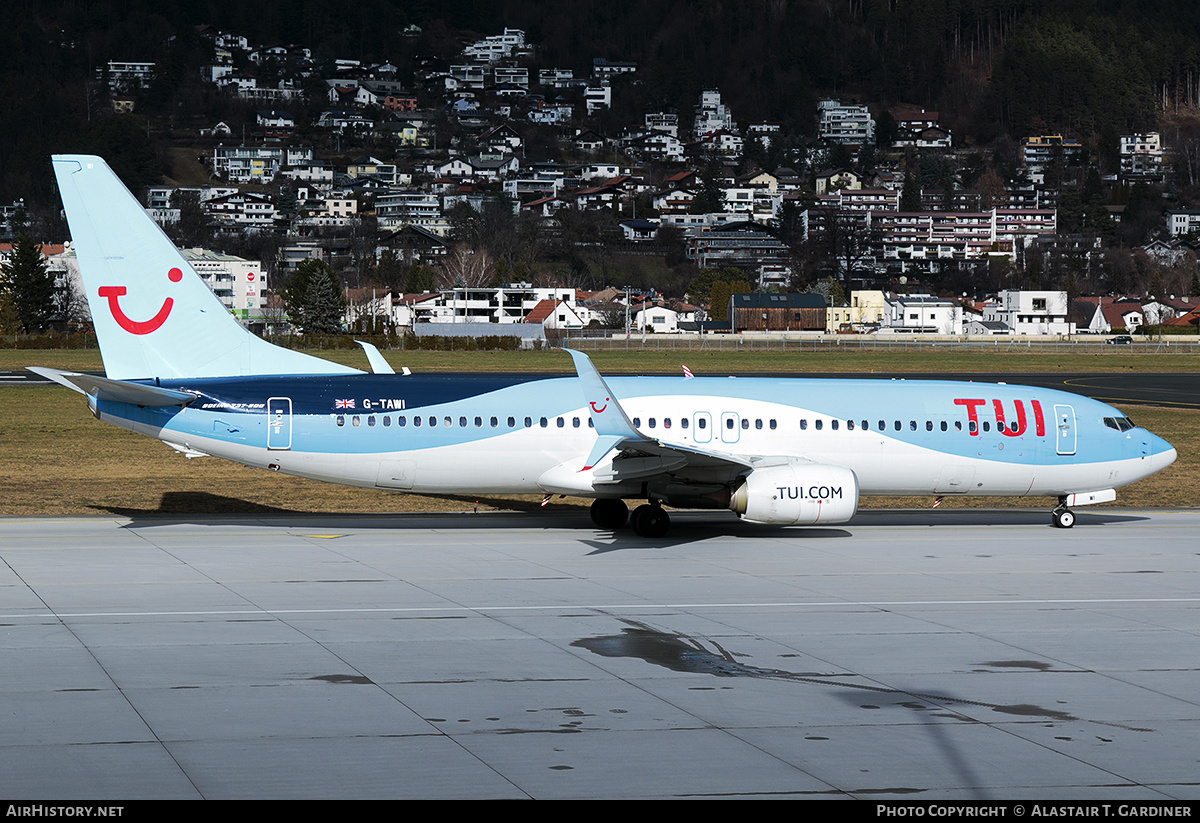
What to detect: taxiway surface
<box><xmin>1</xmin><ymin>510</ymin><xmax>1197</xmax><ymax>799</ymax></box>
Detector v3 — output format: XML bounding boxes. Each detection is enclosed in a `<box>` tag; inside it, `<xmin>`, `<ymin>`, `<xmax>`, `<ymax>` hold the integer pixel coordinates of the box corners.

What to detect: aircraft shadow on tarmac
<box><xmin>92</xmin><ymin>492</ymin><xmax>1151</xmax><ymax>542</ymax></box>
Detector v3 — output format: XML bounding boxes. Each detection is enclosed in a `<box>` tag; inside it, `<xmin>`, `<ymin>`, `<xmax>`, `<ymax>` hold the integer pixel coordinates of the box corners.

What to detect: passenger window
<box><xmin>983</xmin><ymin>422</ymin><xmax>990</xmax><ymax>432</ymax></box>
<box><xmin>664</xmin><ymin>418</ymin><xmax>672</xmax><ymax>429</ymax></box>
<box><xmin>755</xmin><ymin>419</ymin><xmax>763</xmax><ymax>430</ymax></box>
<box><xmin>460</xmin><ymin>416</ymin><xmax>468</xmax><ymax>427</ymax></box>
<box><xmin>336</xmin><ymin>415</ymin><xmax>345</xmax><ymax>427</ymax></box>
<box><xmin>540</xmin><ymin>417</ymin><xmax>548</xmax><ymax>427</ymax></box>
<box><xmin>573</xmin><ymin>417</ymin><xmax>580</xmax><ymax>428</ymax></box>
<box><xmin>726</xmin><ymin>418</ymin><xmax>735</xmax><ymax>429</ymax></box>
<box><xmin>940</xmin><ymin>421</ymin><xmax>947</xmax><ymax>431</ymax></box>
<box><xmin>399</xmin><ymin>416</ymin><xmax>407</xmax><ymax>427</ymax></box>
<box><xmin>525</xmin><ymin>417</ymin><xmax>532</xmax><ymax>428</ymax></box>
<box><xmin>680</xmin><ymin>418</ymin><xmax>688</xmax><ymax>429</ymax></box>
<box><xmin>352</xmin><ymin>416</ymin><xmax>361</xmax><ymax>427</ymax></box>
<box><xmin>878</xmin><ymin>420</ymin><xmax>885</xmax><ymax>430</ymax></box>
<box><xmin>557</xmin><ymin>417</ymin><xmax>565</xmax><ymax>428</ymax></box>
<box><xmin>474</xmin><ymin>416</ymin><xmax>482</xmax><ymax>427</ymax></box>
<box><xmin>815</xmin><ymin>419</ymin><xmax>823</xmax><ymax>430</ymax></box>
<box><xmin>846</xmin><ymin>419</ymin><xmax>854</xmax><ymax>430</ymax></box>
<box><xmin>740</xmin><ymin>418</ymin><xmax>749</xmax><ymax>430</ymax></box>
<box><xmin>444</xmin><ymin>416</ymin><xmax>452</xmax><ymax>427</ymax></box>
<box><xmin>909</xmin><ymin>421</ymin><xmax>917</xmax><ymax>431</ymax></box>
<box><xmin>368</xmin><ymin>416</ymin><xmax>376</xmax><ymax>427</ymax></box>
<box><xmin>428</xmin><ymin>416</ymin><xmax>436</xmax><ymax>427</ymax></box>
<box><xmin>799</xmin><ymin>419</ymin><xmax>807</xmax><ymax>430</ymax></box>
<box><xmin>490</xmin><ymin>416</ymin><xmax>498</xmax><ymax>427</ymax></box>
<box><xmin>955</xmin><ymin>421</ymin><xmax>962</xmax><ymax>431</ymax></box>
<box><xmin>770</xmin><ymin>419</ymin><xmax>777</xmax><ymax>430</ymax></box>
<box><xmin>648</xmin><ymin>418</ymin><xmax>656</xmax><ymax>428</ymax></box>
<box><xmin>926</xmin><ymin>421</ymin><xmax>933</xmax><ymax>431</ymax></box>
<box><xmin>894</xmin><ymin>421</ymin><xmax>901</xmax><ymax>431</ymax></box>
<box><xmin>507</xmin><ymin>416</ymin><xmax>515</xmax><ymax>427</ymax></box>
<box><xmin>697</xmin><ymin>418</ymin><xmax>706</xmax><ymax>429</ymax></box>
<box><xmin>633</xmin><ymin>417</ymin><xmax>641</xmax><ymax>427</ymax></box>
<box><xmin>831</xmin><ymin>419</ymin><xmax>839</xmax><ymax>430</ymax></box>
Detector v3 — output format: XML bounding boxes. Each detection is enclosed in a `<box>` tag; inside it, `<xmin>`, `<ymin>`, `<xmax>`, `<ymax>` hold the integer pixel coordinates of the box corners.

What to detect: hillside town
<box><xmin>3</xmin><ymin>23</ymin><xmax>1200</xmax><ymax>342</ymax></box>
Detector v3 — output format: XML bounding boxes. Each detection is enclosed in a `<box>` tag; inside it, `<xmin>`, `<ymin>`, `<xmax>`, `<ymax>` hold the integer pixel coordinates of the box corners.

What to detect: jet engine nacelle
<box><xmin>730</xmin><ymin>464</ymin><xmax>859</xmax><ymax>525</ymax></box>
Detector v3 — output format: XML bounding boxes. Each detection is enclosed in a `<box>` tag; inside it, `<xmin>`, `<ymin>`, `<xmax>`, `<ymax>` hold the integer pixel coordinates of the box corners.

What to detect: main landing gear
<box><xmin>589</xmin><ymin>498</ymin><xmax>628</xmax><ymax>530</ymax></box>
<box><xmin>1051</xmin><ymin>499</ymin><xmax>1076</xmax><ymax>529</ymax></box>
<box><xmin>630</xmin><ymin>503</ymin><xmax>670</xmax><ymax>538</ymax></box>
<box><xmin>589</xmin><ymin>499</ymin><xmax>671</xmax><ymax>538</ymax></box>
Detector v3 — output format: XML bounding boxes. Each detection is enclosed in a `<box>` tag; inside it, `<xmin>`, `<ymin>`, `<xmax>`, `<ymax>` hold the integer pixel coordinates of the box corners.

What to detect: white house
<box><xmin>983</xmin><ymin>290</ymin><xmax>1074</xmax><ymax>335</ymax></box>
<box><xmin>881</xmin><ymin>294</ymin><xmax>963</xmax><ymax>335</ymax></box>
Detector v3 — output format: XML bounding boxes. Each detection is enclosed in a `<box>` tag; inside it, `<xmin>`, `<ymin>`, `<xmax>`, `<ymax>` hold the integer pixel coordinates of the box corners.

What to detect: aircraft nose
<box><xmin>1155</xmin><ymin>445</ymin><xmax>1178</xmax><ymax>471</ymax></box>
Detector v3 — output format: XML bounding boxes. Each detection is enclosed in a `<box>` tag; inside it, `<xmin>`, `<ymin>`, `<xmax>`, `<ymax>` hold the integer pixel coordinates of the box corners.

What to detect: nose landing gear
<box><xmin>1051</xmin><ymin>501</ymin><xmax>1076</xmax><ymax>529</ymax></box>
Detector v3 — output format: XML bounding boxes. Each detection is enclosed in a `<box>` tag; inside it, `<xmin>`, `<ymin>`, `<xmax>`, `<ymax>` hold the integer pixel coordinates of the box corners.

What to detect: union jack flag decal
<box><xmin>335</xmin><ymin>399</ymin><xmax>355</xmax><ymax>409</ymax></box>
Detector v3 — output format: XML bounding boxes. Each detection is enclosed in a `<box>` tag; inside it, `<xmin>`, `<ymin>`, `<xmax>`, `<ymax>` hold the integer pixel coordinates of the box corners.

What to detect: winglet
<box><xmin>564</xmin><ymin>349</ymin><xmax>650</xmax><ymax>469</ymax></box>
<box><xmin>564</xmin><ymin>349</ymin><xmax>642</xmax><ymax>439</ymax></box>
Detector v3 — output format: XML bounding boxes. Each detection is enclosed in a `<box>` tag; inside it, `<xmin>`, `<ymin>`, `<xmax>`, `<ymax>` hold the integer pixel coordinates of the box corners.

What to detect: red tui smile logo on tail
<box><xmin>98</xmin><ymin>267</ymin><xmax>183</xmax><ymax>334</ymax></box>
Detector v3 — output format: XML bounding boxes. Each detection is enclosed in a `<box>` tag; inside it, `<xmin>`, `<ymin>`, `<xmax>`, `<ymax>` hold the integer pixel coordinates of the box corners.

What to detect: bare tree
<box><xmin>436</xmin><ymin>244</ymin><xmax>495</xmax><ymax>289</ymax></box>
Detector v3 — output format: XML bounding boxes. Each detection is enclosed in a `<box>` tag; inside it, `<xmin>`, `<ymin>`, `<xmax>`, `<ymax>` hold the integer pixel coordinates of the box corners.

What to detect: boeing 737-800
<box><xmin>33</xmin><ymin>155</ymin><xmax>1177</xmax><ymax>537</ymax></box>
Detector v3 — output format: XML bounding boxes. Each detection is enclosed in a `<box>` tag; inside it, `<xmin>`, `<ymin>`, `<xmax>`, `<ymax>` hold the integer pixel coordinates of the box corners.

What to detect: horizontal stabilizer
<box><xmin>28</xmin><ymin>367</ymin><xmax>195</xmax><ymax>407</ymax></box>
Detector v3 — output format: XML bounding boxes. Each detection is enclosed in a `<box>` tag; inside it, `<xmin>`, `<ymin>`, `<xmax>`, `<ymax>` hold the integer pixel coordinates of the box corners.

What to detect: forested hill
<box><xmin>5</xmin><ymin>0</ymin><xmax>1200</xmax><ymax>202</ymax></box>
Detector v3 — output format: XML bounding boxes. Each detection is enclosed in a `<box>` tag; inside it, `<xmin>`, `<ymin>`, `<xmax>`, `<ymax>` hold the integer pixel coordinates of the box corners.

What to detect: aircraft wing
<box><xmin>564</xmin><ymin>350</ymin><xmax>756</xmax><ymax>487</ymax></box>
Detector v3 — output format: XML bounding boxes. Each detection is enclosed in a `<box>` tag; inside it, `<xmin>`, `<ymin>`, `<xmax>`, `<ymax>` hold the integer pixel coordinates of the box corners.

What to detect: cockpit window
<box><xmin>1103</xmin><ymin>416</ymin><xmax>1136</xmax><ymax>432</ymax></box>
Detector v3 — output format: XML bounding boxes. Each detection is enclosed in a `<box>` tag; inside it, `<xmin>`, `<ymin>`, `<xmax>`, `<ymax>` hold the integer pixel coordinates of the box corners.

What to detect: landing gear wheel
<box><xmin>590</xmin><ymin>498</ymin><xmax>629</xmax><ymax>530</ymax></box>
<box><xmin>630</xmin><ymin>504</ymin><xmax>671</xmax><ymax>538</ymax></box>
<box><xmin>1052</xmin><ymin>507</ymin><xmax>1075</xmax><ymax>529</ymax></box>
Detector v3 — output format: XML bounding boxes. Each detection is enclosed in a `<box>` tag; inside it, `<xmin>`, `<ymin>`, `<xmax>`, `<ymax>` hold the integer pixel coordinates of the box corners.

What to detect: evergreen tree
<box><xmin>0</xmin><ymin>234</ymin><xmax>57</xmax><ymax>333</ymax></box>
<box><xmin>707</xmin><ymin>270</ymin><xmax>751</xmax><ymax>321</ymax></box>
<box><xmin>280</xmin><ymin>259</ymin><xmax>344</xmax><ymax>334</ymax></box>
<box><xmin>900</xmin><ymin>166</ymin><xmax>922</xmax><ymax>212</ymax></box>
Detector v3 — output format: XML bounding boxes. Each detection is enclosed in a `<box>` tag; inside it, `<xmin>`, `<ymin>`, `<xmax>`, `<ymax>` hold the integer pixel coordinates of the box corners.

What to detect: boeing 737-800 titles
<box><xmin>33</xmin><ymin>155</ymin><xmax>1177</xmax><ymax>537</ymax></box>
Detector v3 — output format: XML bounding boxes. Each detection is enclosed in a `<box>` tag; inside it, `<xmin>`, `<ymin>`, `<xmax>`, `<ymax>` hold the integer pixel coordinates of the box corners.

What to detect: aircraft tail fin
<box><xmin>52</xmin><ymin>155</ymin><xmax>360</xmax><ymax>380</ymax></box>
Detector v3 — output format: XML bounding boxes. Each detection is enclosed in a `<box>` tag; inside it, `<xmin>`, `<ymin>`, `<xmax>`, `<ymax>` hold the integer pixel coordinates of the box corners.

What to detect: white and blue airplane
<box><xmin>34</xmin><ymin>155</ymin><xmax>1177</xmax><ymax>536</ymax></box>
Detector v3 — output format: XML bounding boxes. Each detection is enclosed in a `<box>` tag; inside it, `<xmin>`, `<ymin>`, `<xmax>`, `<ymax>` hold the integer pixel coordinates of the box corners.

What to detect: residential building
<box><xmin>375</xmin><ymin>192</ymin><xmax>445</xmax><ymax>232</ymax></box>
<box><xmin>817</xmin><ymin>99</ymin><xmax>874</xmax><ymax>145</ymax></box>
<box><xmin>683</xmin><ymin>221</ymin><xmax>790</xmax><ymax>271</ymax></box>
<box><xmin>180</xmin><ymin>248</ymin><xmax>267</xmax><ymax>324</ymax></box>
<box><xmin>592</xmin><ymin>59</ymin><xmax>638</xmax><ymax>82</ymax></box>
<box><xmin>727</xmin><ymin>293</ymin><xmax>827</xmax><ymax>333</ymax></box>
<box><xmin>645</xmin><ymin>112</ymin><xmax>679</xmax><ymax>137</ymax></box>
<box><xmin>1022</xmin><ymin>135</ymin><xmax>1084</xmax><ymax>174</ymax></box>
<box><xmin>1119</xmin><ymin>132</ymin><xmax>1163</xmax><ymax>180</ymax></box>
<box><xmin>881</xmin><ymin>293</ymin><xmax>964</xmax><ymax>334</ymax></box>
<box><xmin>983</xmin><ymin>290</ymin><xmax>1074</xmax><ymax>335</ymax></box>
<box><xmin>825</xmin><ymin>290</ymin><xmax>887</xmax><ymax>333</ymax></box>
<box><xmin>693</xmin><ymin>89</ymin><xmax>736</xmax><ymax>138</ymax></box>
<box><xmin>1165</xmin><ymin>209</ymin><xmax>1200</xmax><ymax>237</ymax></box>
<box><xmin>436</xmin><ymin>283</ymin><xmax>576</xmax><ymax>324</ymax></box>
<box><xmin>203</xmin><ymin>191</ymin><xmax>278</xmax><ymax>229</ymax></box>
<box><xmin>462</xmin><ymin>29</ymin><xmax>526</xmax><ymax>63</ymax></box>
<box><xmin>99</xmin><ymin>61</ymin><xmax>155</xmax><ymax>92</ymax></box>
